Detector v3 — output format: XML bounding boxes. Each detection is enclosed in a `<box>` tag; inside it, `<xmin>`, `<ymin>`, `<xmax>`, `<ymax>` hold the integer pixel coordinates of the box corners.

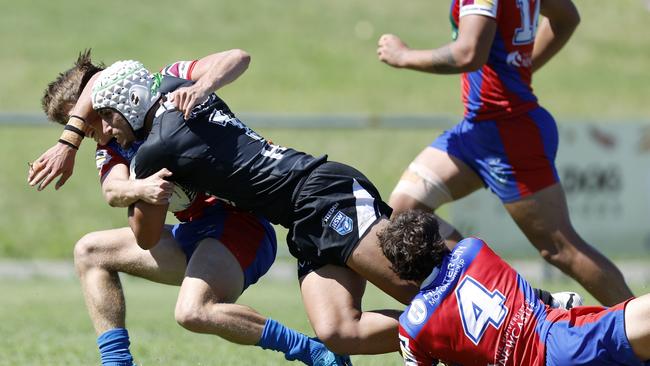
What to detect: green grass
<box><xmin>1</xmin><ymin>0</ymin><xmax>649</xmax><ymax>119</ymax></box>
<box><xmin>0</xmin><ymin>275</ymin><xmax>407</xmax><ymax>366</ymax></box>
<box><xmin>3</xmin><ymin>273</ymin><xmax>643</xmax><ymax>366</ymax></box>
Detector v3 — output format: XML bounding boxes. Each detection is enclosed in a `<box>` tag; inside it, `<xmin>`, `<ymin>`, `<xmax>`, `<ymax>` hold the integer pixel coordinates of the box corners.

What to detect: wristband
<box><xmin>68</xmin><ymin>114</ymin><xmax>87</xmax><ymax>125</ymax></box>
<box><xmin>64</xmin><ymin>124</ymin><xmax>85</xmax><ymax>137</ymax></box>
<box><xmin>58</xmin><ymin>115</ymin><xmax>87</xmax><ymax>149</ymax></box>
<box><xmin>58</xmin><ymin>139</ymin><xmax>79</xmax><ymax>150</ymax></box>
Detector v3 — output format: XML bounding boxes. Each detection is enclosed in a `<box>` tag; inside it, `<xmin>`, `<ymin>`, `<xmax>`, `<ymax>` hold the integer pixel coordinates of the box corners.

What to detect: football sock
<box><xmin>256</xmin><ymin>318</ymin><xmax>324</xmax><ymax>365</ymax></box>
<box><xmin>97</xmin><ymin>328</ymin><xmax>135</xmax><ymax>366</ymax></box>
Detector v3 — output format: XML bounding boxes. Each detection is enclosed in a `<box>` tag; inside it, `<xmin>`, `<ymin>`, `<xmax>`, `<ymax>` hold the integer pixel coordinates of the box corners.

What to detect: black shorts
<box><xmin>287</xmin><ymin>161</ymin><xmax>392</xmax><ymax>277</ymax></box>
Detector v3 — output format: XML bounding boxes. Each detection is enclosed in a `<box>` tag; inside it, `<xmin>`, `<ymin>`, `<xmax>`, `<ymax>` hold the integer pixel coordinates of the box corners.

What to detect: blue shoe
<box><xmin>309</xmin><ymin>338</ymin><xmax>353</xmax><ymax>366</ymax></box>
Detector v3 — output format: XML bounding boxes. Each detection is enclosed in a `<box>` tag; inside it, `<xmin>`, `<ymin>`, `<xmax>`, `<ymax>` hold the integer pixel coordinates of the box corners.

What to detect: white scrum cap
<box><xmin>91</xmin><ymin>60</ymin><xmax>160</xmax><ymax>132</ymax></box>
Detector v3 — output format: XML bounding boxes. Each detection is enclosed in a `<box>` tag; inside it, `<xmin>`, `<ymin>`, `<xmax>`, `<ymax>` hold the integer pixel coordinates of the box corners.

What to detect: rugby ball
<box><xmin>128</xmin><ymin>156</ymin><xmax>196</xmax><ymax>212</ymax></box>
<box><xmin>168</xmin><ymin>183</ymin><xmax>197</xmax><ymax>213</ymax></box>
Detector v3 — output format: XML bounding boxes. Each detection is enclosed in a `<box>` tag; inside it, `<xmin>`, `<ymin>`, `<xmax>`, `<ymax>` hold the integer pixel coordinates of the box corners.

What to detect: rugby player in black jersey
<box><xmin>32</xmin><ymin>51</ymin><xmax>351</xmax><ymax>366</ymax></box>
<box><xmin>90</xmin><ymin>59</ymin><xmax>416</xmax><ymax>356</ymax></box>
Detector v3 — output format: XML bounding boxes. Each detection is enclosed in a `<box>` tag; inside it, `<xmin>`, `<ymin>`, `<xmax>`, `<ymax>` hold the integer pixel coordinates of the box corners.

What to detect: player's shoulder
<box><xmin>96</xmin><ymin>138</ymin><xmax>141</xmax><ymax>161</ymax></box>
<box><xmin>452</xmin><ymin>237</ymin><xmax>488</xmax><ymax>262</ymax></box>
<box><xmin>153</xmin><ymin>73</ymin><xmax>194</xmax><ymax>96</ymax></box>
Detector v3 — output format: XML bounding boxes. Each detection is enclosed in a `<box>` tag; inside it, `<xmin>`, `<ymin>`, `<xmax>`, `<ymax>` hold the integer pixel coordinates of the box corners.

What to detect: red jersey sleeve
<box><xmin>159</xmin><ymin>60</ymin><xmax>198</xmax><ymax>80</ymax></box>
<box><xmin>96</xmin><ymin>144</ymin><xmax>129</xmax><ymax>181</ymax></box>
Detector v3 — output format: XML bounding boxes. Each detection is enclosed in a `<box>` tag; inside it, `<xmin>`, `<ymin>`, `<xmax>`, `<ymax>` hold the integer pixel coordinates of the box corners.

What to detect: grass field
<box><xmin>1</xmin><ymin>0</ymin><xmax>649</xmax><ymax>119</ymax></box>
<box><xmin>0</xmin><ymin>274</ymin><xmax>406</xmax><ymax>366</ymax></box>
<box><xmin>0</xmin><ymin>271</ymin><xmax>632</xmax><ymax>366</ymax></box>
<box><xmin>1</xmin><ymin>1</ymin><xmax>649</xmax><ymax>364</ymax></box>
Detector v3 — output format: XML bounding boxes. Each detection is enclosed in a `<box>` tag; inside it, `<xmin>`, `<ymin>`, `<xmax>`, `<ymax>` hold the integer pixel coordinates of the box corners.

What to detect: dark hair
<box><xmin>41</xmin><ymin>49</ymin><xmax>105</xmax><ymax>125</ymax></box>
<box><xmin>378</xmin><ymin>210</ymin><xmax>448</xmax><ymax>282</ymax></box>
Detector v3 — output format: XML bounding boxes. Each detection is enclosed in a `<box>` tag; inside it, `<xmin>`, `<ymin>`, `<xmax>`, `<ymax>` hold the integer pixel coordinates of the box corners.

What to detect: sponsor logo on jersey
<box><xmin>329</xmin><ymin>211</ymin><xmax>353</xmax><ymax>236</ymax></box>
<box><xmin>506</xmin><ymin>51</ymin><xmax>533</xmax><ymax>68</ymax></box>
<box><xmin>151</xmin><ymin>73</ymin><xmax>163</xmax><ymax>95</ymax></box>
<box><xmin>407</xmin><ymin>299</ymin><xmax>428</xmax><ymax>325</ymax></box>
<box><xmin>495</xmin><ymin>299</ymin><xmax>535</xmax><ymax>365</ymax></box>
<box><xmin>423</xmin><ymin>244</ymin><xmax>467</xmax><ymax>306</ymax></box>
<box><xmin>95</xmin><ymin>149</ymin><xmax>112</xmax><ymax>170</ymax></box>
<box><xmin>486</xmin><ymin>158</ymin><xmax>509</xmax><ymax>185</ymax></box>
<box><xmin>323</xmin><ymin>203</ymin><xmax>339</xmax><ymax>224</ymax></box>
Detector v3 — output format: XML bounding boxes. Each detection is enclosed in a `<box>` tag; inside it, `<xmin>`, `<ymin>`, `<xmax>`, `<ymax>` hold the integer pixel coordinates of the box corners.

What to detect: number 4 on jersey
<box><xmin>456</xmin><ymin>276</ymin><xmax>508</xmax><ymax>345</ymax></box>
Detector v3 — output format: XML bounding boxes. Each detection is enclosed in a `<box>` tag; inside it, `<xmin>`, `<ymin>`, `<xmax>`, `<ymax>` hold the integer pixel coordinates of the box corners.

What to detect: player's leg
<box><xmin>390</xmin><ymin>146</ymin><xmax>483</xmax><ymax>214</ymax></box>
<box><xmin>480</xmin><ymin>108</ymin><xmax>633</xmax><ymax>306</ymax></box>
<box><xmin>624</xmin><ymin>294</ymin><xmax>650</xmax><ymax>361</ymax></box>
<box><xmin>73</xmin><ymin>226</ymin><xmax>186</xmax><ymax>366</ymax></box>
<box><xmin>74</xmin><ymin>227</ymin><xmax>186</xmax><ymax>332</ymax></box>
<box><xmin>174</xmin><ymin>218</ymin><xmax>349</xmax><ymax>365</ymax></box>
<box><xmin>547</xmin><ymin>299</ymin><xmax>649</xmax><ymax>365</ymax></box>
<box><xmin>504</xmin><ymin>183</ymin><xmax>633</xmax><ymax>305</ymax></box>
<box><xmin>389</xmin><ymin>144</ymin><xmax>483</xmax><ymax>245</ymax></box>
<box><xmin>174</xmin><ymin>237</ymin><xmax>255</xmax><ymax>340</ymax></box>
<box><xmin>300</xmin><ymin>263</ymin><xmax>403</xmax><ymax>355</ymax></box>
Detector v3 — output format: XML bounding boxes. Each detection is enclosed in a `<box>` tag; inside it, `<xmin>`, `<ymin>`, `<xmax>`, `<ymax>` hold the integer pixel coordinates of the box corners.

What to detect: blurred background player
<box><xmin>379</xmin><ymin>210</ymin><xmax>650</xmax><ymax>366</ymax></box>
<box><xmin>376</xmin><ymin>0</ymin><xmax>632</xmax><ymax>305</ymax></box>
<box><xmin>38</xmin><ymin>50</ymin><xmax>351</xmax><ymax>366</ymax></box>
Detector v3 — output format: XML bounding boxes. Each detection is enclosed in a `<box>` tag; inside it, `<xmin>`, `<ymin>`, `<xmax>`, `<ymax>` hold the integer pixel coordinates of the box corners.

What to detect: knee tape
<box><xmin>391</xmin><ymin>162</ymin><xmax>453</xmax><ymax>210</ymax></box>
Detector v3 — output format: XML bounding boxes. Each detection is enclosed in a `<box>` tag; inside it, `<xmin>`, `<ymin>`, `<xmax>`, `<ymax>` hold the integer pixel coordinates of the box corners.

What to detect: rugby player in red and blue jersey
<box><xmin>379</xmin><ymin>210</ymin><xmax>650</xmax><ymax>366</ymax></box>
<box><xmin>37</xmin><ymin>51</ymin><xmax>350</xmax><ymax>366</ymax></box>
<box><xmin>377</xmin><ymin>0</ymin><xmax>632</xmax><ymax>306</ymax></box>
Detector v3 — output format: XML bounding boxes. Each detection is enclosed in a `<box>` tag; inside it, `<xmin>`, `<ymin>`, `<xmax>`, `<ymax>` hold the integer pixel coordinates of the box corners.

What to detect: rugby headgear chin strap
<box><xmin>91</xmin><ymin>60</ymin><xmax>160</xmax><ymax>134</ymax></box>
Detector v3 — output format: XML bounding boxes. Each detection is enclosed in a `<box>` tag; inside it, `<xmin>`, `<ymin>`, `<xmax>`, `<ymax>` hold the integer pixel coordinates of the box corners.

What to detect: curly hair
<box><xmin>41</xmin><ymin>49</ymin><xmax>104</xmax><ymax>124</ymax></box>
<box><xmin>378</xmin><ymin>210</ymin><xmax>448</xmax><ymax>282</ymax></box>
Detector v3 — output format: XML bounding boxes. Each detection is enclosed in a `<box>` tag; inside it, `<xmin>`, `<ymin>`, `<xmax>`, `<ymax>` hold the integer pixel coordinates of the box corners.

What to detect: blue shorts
<box><xmin>172</xmin><ymin>204</ymin><xmax>277</xmax><ymax>292</ymax></box>
<box><xmin>430</xmin><ymin>107</ymin><xmax>559</xmax><ymax>202</ymax></box>
<box><xmin>545</xmin><ymin>300</ymin><xmax>648</xmax><ymax>365</ymax></box>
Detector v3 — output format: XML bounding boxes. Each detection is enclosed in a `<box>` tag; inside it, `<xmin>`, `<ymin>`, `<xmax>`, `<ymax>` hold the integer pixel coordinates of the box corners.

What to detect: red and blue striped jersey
<box><xmin>451</xmin><ymin>0</ymin><xmax>540</xmax><ymax>121</ymax></box>
<box><xmin>398</xmin><ymin>237</ymin><xmax>548</xmax><ymax>366</ymax></box>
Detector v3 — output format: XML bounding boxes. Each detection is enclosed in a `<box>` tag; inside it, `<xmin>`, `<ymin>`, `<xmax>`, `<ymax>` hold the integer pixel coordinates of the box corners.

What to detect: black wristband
<box><xmin>64</xmin><ymin>124</ymin><xmax>86</xmax><ymax>137</ymax></box>
<box><xmin>68</xmin><ymin>114</ymin><xmax>87</xmax><ymax>124</ymax></box>
<box><xmin>58</xmin><ymin>139</ymin><xmax>79</xmax><ymax>150</ymax></box>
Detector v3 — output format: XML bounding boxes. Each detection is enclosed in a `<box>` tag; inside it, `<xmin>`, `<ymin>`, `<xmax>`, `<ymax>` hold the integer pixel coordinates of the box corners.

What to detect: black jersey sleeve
<box><xmin>132</xmin><ymin>138</ymin><xmax>169</xmax><ymax>180</ymax></box>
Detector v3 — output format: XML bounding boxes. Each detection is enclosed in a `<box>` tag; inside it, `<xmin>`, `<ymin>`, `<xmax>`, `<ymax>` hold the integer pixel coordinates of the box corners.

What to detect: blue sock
<box><xmin>256</xmin><ymin>318</ymin><xmax>324</xmax><ymax>365</ymax></box>
<box><xmin>97</xmin><ymin>328</ymin><xmax>135</xmax><ymax>366</ymax></box>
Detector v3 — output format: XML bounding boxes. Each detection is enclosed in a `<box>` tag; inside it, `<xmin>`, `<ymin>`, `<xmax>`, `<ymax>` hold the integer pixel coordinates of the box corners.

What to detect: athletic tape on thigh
<box><xmin>391</xmin><ymin>162</ymin><xmax>453</xmax><ymax>209</ymax></box>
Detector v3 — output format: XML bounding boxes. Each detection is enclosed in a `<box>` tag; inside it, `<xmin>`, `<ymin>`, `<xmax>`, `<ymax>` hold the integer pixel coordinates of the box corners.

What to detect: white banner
<box><xmin>450</xmin><ymin>123</ymin><xmax>650</xmax><ymax>258</ymax></box>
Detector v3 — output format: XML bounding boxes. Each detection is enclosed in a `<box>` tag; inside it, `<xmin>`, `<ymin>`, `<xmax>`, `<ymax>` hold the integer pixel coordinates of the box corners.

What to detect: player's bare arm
<box><xmin>101</xmin><ymin>163</ymin><xmax>174</xmax><ymax>207</ymax></box>
<box><xmin>29</xmin><ymin>72</ymin><xmax>102</xmax><ymax>190</ymax></box>
<box><xmin>168</xmin><ymin>49</ymin><xmax>251</xmax><ymax>119</ymax></box>
<box><xmin>377</xmin><ymin>15</ymin><xmax>496</xmax><ymax>74</ymax></box>
<box><xmin>128</xmin><ymin>200</ymin><xmax>168</xmax><ymax>250</ymax></box>
<box><xmin>532</xmin><ymin>0</ymin><xmax>580</xmax><ymax>72</ymax></box>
